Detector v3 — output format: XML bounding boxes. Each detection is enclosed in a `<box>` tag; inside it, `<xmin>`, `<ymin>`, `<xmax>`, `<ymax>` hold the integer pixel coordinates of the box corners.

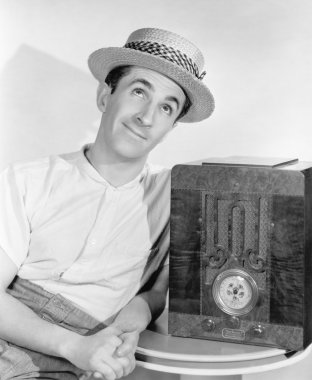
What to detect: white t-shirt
<box><xmin>0</xmin><ymin>145</ymin><xmax>170</xmax><ymax>321</ymax></box>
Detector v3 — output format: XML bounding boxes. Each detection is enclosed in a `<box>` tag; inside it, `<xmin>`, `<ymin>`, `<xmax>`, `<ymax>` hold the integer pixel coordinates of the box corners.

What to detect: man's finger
<box><xmin>119</xmin><ymin>354</ymin><xmax>136</xmax><ymax>376</ymax></box>
<box><xmin>116</xmin><ymin>331</ymin><xmax>139</xmax><ymax>356</ymax></box>
<box><xmin>91</xmin><ymin>363</ymin><xmax>117</xmax><ymax>380</ymax></box>
<box><xmin>99</xmin><ymin>355</ymin><xmax>124</xmax><ymax>379</ymax></box>
<box><xmin>93</xmin><ymin>372</ymin><xmax>103</xmax><ymax>379</ymax></box>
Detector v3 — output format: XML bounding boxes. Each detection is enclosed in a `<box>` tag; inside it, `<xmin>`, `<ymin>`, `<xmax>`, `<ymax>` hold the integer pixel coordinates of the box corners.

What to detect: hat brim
<box><xmin>88</xmin><ymin>47</ymin><xmax>214</xmax><ymax>123</ymax></box>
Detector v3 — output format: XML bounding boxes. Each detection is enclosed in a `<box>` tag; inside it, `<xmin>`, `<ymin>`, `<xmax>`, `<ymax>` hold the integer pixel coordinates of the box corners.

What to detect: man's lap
<box><xmin>0</xmin><ymin>337</ymin><xmax>82</xmax><ymax>379</ymax></box>
<box><xmin>0</xmin><ymin>277</ymin><xmax>106</xmax><ymax>379</ymax></box>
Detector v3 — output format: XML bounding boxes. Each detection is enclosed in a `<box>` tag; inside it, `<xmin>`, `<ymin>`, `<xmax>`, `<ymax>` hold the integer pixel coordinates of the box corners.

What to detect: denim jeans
<box><xmin>0</xmin><ymin>277</ymin><xmax>107</xmax><ymax>380</ymax></box>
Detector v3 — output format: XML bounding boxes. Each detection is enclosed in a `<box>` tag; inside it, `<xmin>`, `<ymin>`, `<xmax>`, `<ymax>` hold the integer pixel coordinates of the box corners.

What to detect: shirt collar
<box><xmin>77</xmin><ymin>144</ymin><xmax>147</xmax><ymax>190</ymax></box>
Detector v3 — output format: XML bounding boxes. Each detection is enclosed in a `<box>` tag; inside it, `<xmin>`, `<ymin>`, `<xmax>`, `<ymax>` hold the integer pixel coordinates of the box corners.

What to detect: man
<box><xmin>0</xmin><ymin>28</ymin><xmax>214</xmax><ymax>379</ymax></box>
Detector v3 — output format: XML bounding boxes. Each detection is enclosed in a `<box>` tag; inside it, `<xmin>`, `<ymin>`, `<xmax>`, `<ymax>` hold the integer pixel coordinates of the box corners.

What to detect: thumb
<box><xmin>116</xmin><ymin>331</ymin><xmax>140</xmax><ymax>357</ymax></box>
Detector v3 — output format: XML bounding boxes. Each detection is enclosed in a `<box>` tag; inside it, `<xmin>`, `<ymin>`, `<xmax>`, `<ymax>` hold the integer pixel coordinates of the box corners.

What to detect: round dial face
<box><xmin>219</xmin><ymin>275</ymin><xmax>252</xmax><ymax>309</ymax></box>
<box><xmin>212</xmin><ymin>269</ymin><xmax>258</xmax><ymax>316</ymax></box>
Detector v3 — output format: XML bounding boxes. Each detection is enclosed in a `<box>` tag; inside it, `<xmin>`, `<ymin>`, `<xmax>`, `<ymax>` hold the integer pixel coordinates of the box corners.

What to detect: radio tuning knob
<box><xmin>227</xmin><ymin>316</ymin><xmax>240</xmax><ymax>329</ymax></box>
<box><xmin>201</xmin><ymin>318</ymin><xmax>215</xmax><ymax>332</ymax></box>
<box><xmin>250</xmin><ymin>323</ymin><xmax>265</xmax><ymax>337</ymax></box>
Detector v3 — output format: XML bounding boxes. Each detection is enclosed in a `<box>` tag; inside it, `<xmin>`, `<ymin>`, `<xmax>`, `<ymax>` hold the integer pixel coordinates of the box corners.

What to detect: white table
<box><xmin>136</xmin><ymin>310</ymin><xmax>311</xmax><ymax>379</ymax></box>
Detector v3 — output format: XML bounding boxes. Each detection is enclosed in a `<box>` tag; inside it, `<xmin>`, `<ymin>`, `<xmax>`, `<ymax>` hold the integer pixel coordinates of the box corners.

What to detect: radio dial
<box><xmin>212</xmin><ymin>269</ymin><xmax>259</xmax><ymax>316</ymax></box>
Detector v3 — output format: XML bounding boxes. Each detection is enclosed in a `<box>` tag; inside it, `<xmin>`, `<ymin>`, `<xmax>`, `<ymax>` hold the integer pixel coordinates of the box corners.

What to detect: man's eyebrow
<box><xmin>129</xmin><ymin>78</ymin><xmax>181</xmax><ymax>110</ymax></box>
<box><xmin>165</xmin><ymin>96</ymin><xmax>180</xmax><ymax>111</ymax></box>
<box><xmin>129</xmin><ymin>78</ymin><xmax>153</xmax><ymax>90</ymax></box>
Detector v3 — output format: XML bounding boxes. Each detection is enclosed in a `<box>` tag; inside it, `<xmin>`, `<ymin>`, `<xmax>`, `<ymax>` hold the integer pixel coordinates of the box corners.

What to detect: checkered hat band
<box><xmin>124</xmin><ymin>41</ymin><xmax>201</xmax><ymax>79</ymax></box>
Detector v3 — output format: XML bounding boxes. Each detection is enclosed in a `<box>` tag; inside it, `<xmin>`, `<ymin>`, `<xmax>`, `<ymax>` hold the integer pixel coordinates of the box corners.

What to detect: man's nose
<box><xmin>135</xmin><ymin>102</ymin><xmax>154</xmax><ymax>126</ymax></box>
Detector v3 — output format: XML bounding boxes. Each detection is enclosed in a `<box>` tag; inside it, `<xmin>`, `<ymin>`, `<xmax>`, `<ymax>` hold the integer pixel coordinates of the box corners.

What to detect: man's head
<box><xmin>95</xmin><ymin>65</ymin><xmax>187</xmax><ymax>162</ymax></box>
<box><xmin>88</xmin><ymin>28</ymin><xmax>214</xmax><ymax>123</ymax></box>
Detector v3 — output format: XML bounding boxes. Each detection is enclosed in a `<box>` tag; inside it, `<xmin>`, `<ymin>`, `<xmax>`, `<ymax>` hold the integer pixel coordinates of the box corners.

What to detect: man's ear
<box><xmin>96</xmin><ymin>82</ymin><xmax>111</xmax><ymax>112</ymax></box>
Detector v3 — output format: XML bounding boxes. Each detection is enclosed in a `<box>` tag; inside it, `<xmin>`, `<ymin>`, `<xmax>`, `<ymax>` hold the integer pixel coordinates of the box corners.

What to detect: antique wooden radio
<box><xmin>168</xmin><ymin>157</ymin><xmax>312</xmax><ymax>351</ymax></box>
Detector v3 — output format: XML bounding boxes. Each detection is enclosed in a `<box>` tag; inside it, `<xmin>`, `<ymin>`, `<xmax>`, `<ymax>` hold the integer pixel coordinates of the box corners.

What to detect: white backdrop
<box><xmin>1</xmin><ymin>0</ymin><xmax>312</xmax><ymax>171</ymax></box>
<box><xmin>1</xmin><ymin>1</ymin><xmax>312</xmax><ymax>379</ymax></box>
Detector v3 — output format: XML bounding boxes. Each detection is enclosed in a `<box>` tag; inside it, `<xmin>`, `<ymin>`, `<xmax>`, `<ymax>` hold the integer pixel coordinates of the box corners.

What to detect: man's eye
<box><xmin>133</xmin><ymin>88</ymin><xmax>145</xmax><ymax>98</ymax></box>
<box><xmin>162</xmin><ymin>104</ymin><xmax>172</xmax><ymax>115</ymax></box>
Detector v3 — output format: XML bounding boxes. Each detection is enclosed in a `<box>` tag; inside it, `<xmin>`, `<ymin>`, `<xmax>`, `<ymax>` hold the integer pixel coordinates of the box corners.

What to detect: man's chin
<box><xmin>115</xmin><ymin>147</ymin><xmax>149</xmax><ymax>162</ymax></box>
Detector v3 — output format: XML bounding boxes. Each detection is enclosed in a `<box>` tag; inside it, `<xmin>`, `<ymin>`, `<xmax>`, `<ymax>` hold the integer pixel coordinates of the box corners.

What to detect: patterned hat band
<box><xmin>124</xmin><ymin>41</ymin><xmax>206</xmax><ymax>80</ymax></box>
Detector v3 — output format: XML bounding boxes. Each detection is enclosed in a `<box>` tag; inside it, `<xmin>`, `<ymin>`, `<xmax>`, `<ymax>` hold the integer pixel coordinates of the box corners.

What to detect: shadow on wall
<box><xmin>0</xmin><ymin>45</ymin><xmax>100</xmax><ymax>171</ymax></box>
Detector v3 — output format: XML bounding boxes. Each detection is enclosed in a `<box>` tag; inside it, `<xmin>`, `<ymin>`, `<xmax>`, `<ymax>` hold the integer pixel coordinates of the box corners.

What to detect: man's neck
<box><xmin>85</xmin><ymin>144</ymin><xmax>146</xmax><ymax>187</ymax></box>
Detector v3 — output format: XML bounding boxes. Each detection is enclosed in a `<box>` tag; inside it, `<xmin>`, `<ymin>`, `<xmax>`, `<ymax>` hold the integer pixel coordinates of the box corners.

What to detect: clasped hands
<box><xmin>66</xmin><ymin>321</ymin><xmax>140</xmax><ymax>380</ymax></box>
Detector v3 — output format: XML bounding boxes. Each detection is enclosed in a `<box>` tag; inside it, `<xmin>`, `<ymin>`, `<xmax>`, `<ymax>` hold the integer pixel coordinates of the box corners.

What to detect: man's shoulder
<box><xmin>146</xmin><ymin>163</ymin><xmax>171</xmax><ymax>184</ymax></box>
<box><xmin>143</xmin><ymin>164</ymin><xmax>172</xmax><ymax>200</ymax></box>
<box><xmin>146</xmin><ymin>163</ymin><xmax>171</xmax><ymax>177</ymax></box>
<box><xmin>1</xmin><ymin>149</ymin><xmax>82</xmax><ymax>181</ymax></box>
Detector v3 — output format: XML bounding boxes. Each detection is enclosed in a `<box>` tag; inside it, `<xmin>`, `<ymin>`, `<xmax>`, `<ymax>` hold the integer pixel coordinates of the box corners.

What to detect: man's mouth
<box><xmin>123</xmin><ymin>123</ymin><xmax>147</xmax><ymax>140</ymax></box>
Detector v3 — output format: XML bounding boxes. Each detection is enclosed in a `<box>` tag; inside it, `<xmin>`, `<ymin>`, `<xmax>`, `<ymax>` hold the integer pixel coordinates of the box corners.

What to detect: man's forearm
<box><xmin>110</xmin><ymin>289</ymin><xmax>166</xmax><ymax>359</ymax></box>
<box><xmin>113</xmin><ymin>294</ymin><xmax>152</xmax><ymax>333</ymax></box>
<box><xmin>114</xmin><ymin>265</ymin><xmax>169</xmax><ymax>332</ymax></box>
<box><xmin>138</xmin><ymin>288</ymin><xmax>167</xmax><ymax>323</ymax></box>
<box><xmin>0</xmin><ymin>290</ymin><xmax>80</xmax><ymax>358</ymax></box>
<box><xmin>140</xmin><ymin>264</ymin><xmax>169</xmax><ymax>323</ymax></box>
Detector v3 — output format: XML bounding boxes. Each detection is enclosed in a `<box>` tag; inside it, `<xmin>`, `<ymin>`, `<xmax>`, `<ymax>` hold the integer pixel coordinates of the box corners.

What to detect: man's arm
<box><xmin>112</xmin><ymin>264</ymin><xmax>169</xmax><ymax>357</ymax></box>
<box><xmin>138</xmin><ymin>263</ymin><xmax>169</xmax><ymax>322</ymax></box>
<box><xmin>0</xmin><ymin>249</ymin><xmax>133</xmax><ymax>380</ymax></box>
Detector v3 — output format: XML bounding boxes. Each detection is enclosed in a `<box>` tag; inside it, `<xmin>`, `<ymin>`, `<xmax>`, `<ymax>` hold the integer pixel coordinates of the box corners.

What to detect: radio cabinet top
<box><xmin>201</xmin><ymin>156</ymin><xmax>299</xmax><ymax>168</ymax></box>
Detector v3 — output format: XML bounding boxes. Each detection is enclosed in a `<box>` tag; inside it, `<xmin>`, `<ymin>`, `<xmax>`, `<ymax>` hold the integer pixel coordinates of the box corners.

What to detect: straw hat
<box><xmin>88</xmin><ymin>28</ymin><xmax>214</xmax><ymax>123</ymax></box>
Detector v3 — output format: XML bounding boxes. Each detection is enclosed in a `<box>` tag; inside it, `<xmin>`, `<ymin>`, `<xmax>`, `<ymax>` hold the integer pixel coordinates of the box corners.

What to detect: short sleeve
<box><xmin>0</xmin><ymin>166</ymin><xmax>31</xmax><ymax>268</ymax></box>
<box><xmin>140</xmin><ymin>221</ymin><xmax>169</xmax><ymax>289</ymax></box>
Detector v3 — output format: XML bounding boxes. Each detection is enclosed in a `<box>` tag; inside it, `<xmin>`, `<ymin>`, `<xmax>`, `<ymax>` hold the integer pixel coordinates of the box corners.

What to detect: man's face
<box><xmin>98</xmin><ymin>67</ymin><xmax>186</xmax><ymax>161</ymax></box>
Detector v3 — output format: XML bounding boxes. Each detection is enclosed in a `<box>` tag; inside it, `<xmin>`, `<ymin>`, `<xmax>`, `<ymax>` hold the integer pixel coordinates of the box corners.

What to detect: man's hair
<box><xmin>104</xmin><ymin>65</ymin><xmax>192</xmax><ymax>121</ymax></box>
